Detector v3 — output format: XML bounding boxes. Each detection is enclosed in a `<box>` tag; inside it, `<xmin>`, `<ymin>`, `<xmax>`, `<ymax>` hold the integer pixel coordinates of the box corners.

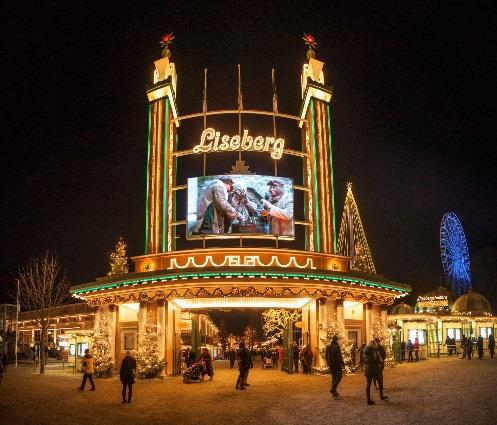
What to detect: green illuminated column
<box><xmin>299</xmin><ymin>57</ymin><xmax>336</xmax><ymax>254</ymax></box>
<box><xmin>144</xmin><ymin>52</ymin><xmax>178</xmax><ymax>254</ymax></box>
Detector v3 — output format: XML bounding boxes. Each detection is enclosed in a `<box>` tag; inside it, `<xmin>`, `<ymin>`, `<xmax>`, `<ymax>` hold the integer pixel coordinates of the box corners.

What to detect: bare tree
<box><xmin>16</xmin><ymin>252</ymin><xmax>70</xmax><ymax>374</ymax></box>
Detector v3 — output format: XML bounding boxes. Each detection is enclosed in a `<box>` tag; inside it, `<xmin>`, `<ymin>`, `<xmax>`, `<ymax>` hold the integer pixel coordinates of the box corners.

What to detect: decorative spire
<box><xmin>160</xmin><ymin>32</ymin><xmax>175</xmax><ymax>58</ymax></box>
<box><xmin>337</xmin><ymin>184</ymin><xmax>377</xmax><ymax>274</ymax></box>
<box><xmin>302</xmin><ymin>33</ymin><xmax>317</xmax><ymax>60</ymax></box>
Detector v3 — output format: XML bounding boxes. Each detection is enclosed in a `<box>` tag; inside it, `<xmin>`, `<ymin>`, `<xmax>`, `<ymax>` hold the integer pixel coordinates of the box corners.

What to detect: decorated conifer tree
<box><xmin>136</xmin><ymin>324</ymin><xmax>165</xmax><ymax>378</ymax></box>
<box><xmin>372</xmin><ymin>313</ymin><xmax>396</xmax><ymax>368</ymax></box>
<box><xmin>242</xmin><ymin>326</ymin><xmax>257</xmax><ymax>350</ymax></box>
<box><xmin>352</xmin><ymin>244</ymin><xmax>369</xmax><ymax>273</ymax></box>
<box><xmin>319</xmin><ymin>313</ymin><xmax>355</xmax><ymax>374</ymax></box>
<box><xmin>90</xmin><ymin>311</ymin><xmax>115</xmax><ymax>377</ymax></box>
<box><xmin>108</xmin><ymin>237</ymin><xmax>129</xmax><ymax>276</ymax></box>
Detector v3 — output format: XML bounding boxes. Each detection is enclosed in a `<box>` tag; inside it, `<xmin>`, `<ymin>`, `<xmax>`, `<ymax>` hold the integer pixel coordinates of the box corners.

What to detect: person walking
<box><xmin>229</xmin><ymin>348</ymin><xmax>237</xmax><ymax>369</ymax></box>
<box><xmin>292</xmin><ymin>343</ymin><xmax>300</xmax><ymax>373</ymax></box>
<box><xmin>271</xmin><ymin>347</ymin><xmax>278</xmax><ymax>369</ymax></box>
<box><xmin>278</xmin><ymin>346</ymin><xmax>284</xmax><ymax>370</ymax></box>
<box><xmin>301</xmin><ymin>345</ymin><xmax>314</xmax><ymax>374</ymax></box>
<box><xmin>78</xmin><ymin>348</ymin><xmax>96</xmax><ymax>391</ymax></box>
<box><xmin>466</xmin><ymin>336</ymin><xmax>474</xmax><ymax>360</ymax></box>
<box><xmin>363</xmin><ymin>340</ymin><xmax>388</xmax><ymax>405</ymax></box>
<box><xmin>120</xmin><ymin>350</ymin><xmax>136</xmax><ymax>403</ymax></box>
<box><xmin>406</xmin><ymin>339</ymin><xmax>414</xmax><ymax>362</ymax></box>
<box><xmin>414</xmin><ymin>338</ymin><xmax>420</xmax><ymax>361</ymax></box>
<box><xmin>325</xmin><ymin>335</ymin><xmax>345</xmax><ymax>397</ymax></box>
<box><xmin>199</xmin><ymin>347</ymin><xmax>214</xmax><ymax>381</ymax></box>
<box><xmin>488</xmin><ymin>334</ymin><xmax>495</xmax><ymax>359</ymax></box>
<box><xmin>236</xmin><ymin>342</ymin><xmax>252</xmax><ymax>390</ymax></box>
<box><xmin>460</xmin><ymin>334</ymin><xmax>467</xmax><ymax>359</ymax></box>
<box><xmin>477</xmin><ymin>336</ymin><xmax>484</xmax><ymax>360</ymax></box>
<box><xmin>374</xmin><ymin>338</ymin><xmax>386</xmax><ymax>390</ymax></box>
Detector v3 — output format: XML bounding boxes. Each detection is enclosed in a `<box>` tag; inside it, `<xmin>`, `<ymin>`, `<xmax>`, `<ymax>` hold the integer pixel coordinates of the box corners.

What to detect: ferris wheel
<box><xmin>440</xmin><ymin>212</ymin><xmax>471</xmax><ymax>295</ymax></box>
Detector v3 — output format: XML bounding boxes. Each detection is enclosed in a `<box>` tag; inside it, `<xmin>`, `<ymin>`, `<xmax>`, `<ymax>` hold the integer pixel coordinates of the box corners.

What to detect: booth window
<box><xmin>480</xmin><ymin>327</ymin><xmax>493</xmax><ymax>338</ymax></box>
<box><xmin>447</xmin><ymin>328</ymin><xmax>461</xmax><ymax>341</ymax></box>
<box><xmin>408</xmin><ymin>329</ymin><xmax>426</xmax><ymax>344</ymax></box>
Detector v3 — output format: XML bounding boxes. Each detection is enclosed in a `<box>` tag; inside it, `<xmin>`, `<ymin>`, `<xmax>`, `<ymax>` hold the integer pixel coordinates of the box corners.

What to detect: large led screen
<box><xmin>187</xmin><ymin>175</ymin><xmax>294</xmax><ymax>238</ymax></box>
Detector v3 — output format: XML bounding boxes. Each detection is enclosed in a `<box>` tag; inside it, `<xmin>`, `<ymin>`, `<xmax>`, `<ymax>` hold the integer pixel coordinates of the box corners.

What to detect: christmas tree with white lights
<box><xmin>90</xmin><ymin>311</ymin><xmax>115</xmax><ymax>377</ymax></box>
<box><xmin>319</xmin><ymin>313</ymin><xmax>355</xmax><ymax>374</ymax></box>
<box><xmin>108</xmin><ymin>237</ymin><xmax>129</xmax><ymax>276</ymax></box>
<box><xmin>372</xmin><ymin>313</ymin><xmax>396</xmax><ymax>368</ymax></box>
<box><xmin>136</xmin><ymin>324</ymin><xmax>165</xmax><ymax>378</ymax></box>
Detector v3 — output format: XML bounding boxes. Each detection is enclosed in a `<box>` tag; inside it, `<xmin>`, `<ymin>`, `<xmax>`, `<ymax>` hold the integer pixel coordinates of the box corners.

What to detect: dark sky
<box><xmin>2</xmin><ymin>2</ymin><xmax>496</xmax><ymax>307</ymax></box>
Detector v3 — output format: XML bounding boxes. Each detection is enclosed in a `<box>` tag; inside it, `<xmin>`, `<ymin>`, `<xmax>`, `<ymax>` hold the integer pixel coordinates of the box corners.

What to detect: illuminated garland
<box><xmin>71</xmin><ymin>270</ymin><xmax>408</xmax><ymax>297</ymax></box>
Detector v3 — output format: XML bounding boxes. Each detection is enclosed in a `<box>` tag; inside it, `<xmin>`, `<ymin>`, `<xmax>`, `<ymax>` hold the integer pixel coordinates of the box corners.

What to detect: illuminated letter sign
<box><xmin>193</xmin><ymin>128</ymin><xmax>285</xmax><ymax>159</ymax></box>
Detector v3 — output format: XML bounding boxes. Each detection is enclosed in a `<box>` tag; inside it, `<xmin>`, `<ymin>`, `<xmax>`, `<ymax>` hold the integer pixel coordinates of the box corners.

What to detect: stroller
<box><xmin>263</xmin><ymin>356</ymin><xmax>272</xmax><ymax>369</ymax></box>
<box><xmin>183</xmin><ymin>360</ymin><xmax>206</xmax><ymax>383</ymax></box>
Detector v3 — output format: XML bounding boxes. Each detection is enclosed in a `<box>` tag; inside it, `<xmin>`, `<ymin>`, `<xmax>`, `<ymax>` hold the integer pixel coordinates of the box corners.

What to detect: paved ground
<box><xmin>1</xmin><ymin>357</ymin><xmax>496</xmax><ymax>425</ymax></box>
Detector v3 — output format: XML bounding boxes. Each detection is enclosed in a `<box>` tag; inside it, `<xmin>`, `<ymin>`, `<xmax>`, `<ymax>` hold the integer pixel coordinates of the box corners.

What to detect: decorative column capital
<box><xmin>336</xmin><ymin>299</ymin><xmax>344</xmax><ymax>307</ymax></box>
<box><xmin>139</xmin><ymin>301</ymin><xmax>148</xmax><ymax>309</ymax></box>
<box><xmin>156</xmin><ymin>298</ymin><xmax>167</xmax><ymax>307</ymax></box>
<box><xmin>108</xmin><ymin>304</ymin><xmax>118</xmax><ymax>313</ymax></box>
<box><xmin>365</xmin><ymin>302</ymin><xmax>373</xmax><ymax>310</ymax></box>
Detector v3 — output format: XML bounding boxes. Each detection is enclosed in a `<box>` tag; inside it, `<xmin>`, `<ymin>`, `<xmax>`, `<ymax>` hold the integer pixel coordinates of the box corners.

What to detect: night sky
<box><xmin>2</xmin><ymin>2</ymin><xmax>496</xmax><ymax>309</ymax></box>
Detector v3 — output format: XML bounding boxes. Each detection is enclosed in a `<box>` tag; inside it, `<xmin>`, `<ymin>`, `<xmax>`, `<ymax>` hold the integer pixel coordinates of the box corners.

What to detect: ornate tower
<box><xmin>144</xmin><ymin>34</ymin><xmax>179</xmax><ymax>254</ymax></box>
<box><xmin>299</xmin><ymin>36</ymin><xmax>336</xmax><ymax>254</ymax></box>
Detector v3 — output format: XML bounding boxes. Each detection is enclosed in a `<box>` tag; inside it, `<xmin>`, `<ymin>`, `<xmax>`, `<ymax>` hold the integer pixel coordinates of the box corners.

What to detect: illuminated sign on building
<box><xmin>193</xmin><ymin>128</ymin><xmax>285</xmax><ymax>159</ymax></box>
<box><xmin>167</xmin><ymin>254</ymin><xmax>316</xmax><ymax>270</ymax></box>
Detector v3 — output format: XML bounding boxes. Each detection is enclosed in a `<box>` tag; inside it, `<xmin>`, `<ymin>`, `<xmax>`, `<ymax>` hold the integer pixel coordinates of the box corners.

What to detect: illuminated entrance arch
<box><xmin>71</xmin><ymin>36</ymin><xmax>410</xmax><ymax>375</ymax></box>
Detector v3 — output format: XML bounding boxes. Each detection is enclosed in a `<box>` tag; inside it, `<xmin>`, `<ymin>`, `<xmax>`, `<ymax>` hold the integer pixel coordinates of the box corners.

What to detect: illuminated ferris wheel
<box><xmin>440</xmin><ymin>212</ymin><xmax>471</xmax><ymax>295</ymax></box>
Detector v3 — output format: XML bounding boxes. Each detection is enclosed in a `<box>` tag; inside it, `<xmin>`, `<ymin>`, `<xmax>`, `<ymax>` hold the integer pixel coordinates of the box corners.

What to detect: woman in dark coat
<box><xmin>199</xmin><ymin>347</ymin><xmax>214</xmax><ymax>381</ymax></box>
<box><xmin>363</xmin><ymin>340</ymin><xmax>387</xmax><ymax>405</ymax></box>
<box><xmin>120</xmin><ymin>350</ymin><xmax>136</xmax><ymax>403</ymax></box>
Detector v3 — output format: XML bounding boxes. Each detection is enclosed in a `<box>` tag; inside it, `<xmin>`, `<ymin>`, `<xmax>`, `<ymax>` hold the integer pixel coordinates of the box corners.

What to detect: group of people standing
<box><xmin>460</xmin><ymin>334</ymin><xmax>495</xmax><ymax>360</ymax></box>
<box><xmin>326</xmin><ymin>336</ymin><xmax>388</xmax><ymax>405</ymax></box>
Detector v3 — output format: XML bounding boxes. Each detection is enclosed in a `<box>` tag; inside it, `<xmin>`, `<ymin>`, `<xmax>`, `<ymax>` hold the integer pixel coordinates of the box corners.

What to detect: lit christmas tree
<box><xmin>352</xmin><ymin>244</ymin><xmax>369</xmax><ymax>273</ymax></box>
<box><xmin>319</xmin><ymin>313</ymin><xmax>355</xmax><ymax>374</ymax></box>
<box><xmin>226</xmin><ymin>333</ymin><xmax>238</xmax><ymax>349</ymax></box>
<box><xmin>372</xmin><ymin>313</ymin><xmax>396</xmax><ymax>368</ymax></box>
<box><xmin>90</xmin><ymin>311</ymin><xmax>115</xmax><ymax>377</ymax></box>
<box><xmin>337</xmin><ymin>183</ymin><xmax>377</xmax><ymax>274</ymax></box>
<box><xmin>107</xmin><ymin>237</ymin><xmax>129</xmax><ymax>276</ymax></box>
<box><xmin>136</xmin><ymin>324</ymin><xmax>165</xmax><ymax>378</ymax></box>
<box><xmin>242</xmin><ymin>326</ymin><xmax>257</xmax><ymax>350</ymax></box>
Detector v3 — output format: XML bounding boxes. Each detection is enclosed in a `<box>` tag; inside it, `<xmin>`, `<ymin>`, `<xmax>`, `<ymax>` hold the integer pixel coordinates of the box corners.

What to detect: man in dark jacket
<box><xmin>236</xmin><ymin>342</ymin><xmax>253</xmax><ymax>390</ymax></box>
<box><xmin>325</xmin><ymin>335</ymin><xmax>345</xmax><ymax>397</ymax></box>
<box><xmin>120</xmin><ymin>351</ymin><xmax>136</xmax><ymax>403</ymax></box>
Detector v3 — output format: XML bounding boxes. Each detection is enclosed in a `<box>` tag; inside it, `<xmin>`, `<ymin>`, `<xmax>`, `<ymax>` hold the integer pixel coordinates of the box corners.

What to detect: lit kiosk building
<box><xmin>388</xmin><ymin>287</ymin><xmax>496</xmax><ymax>358</ymax></box>
<box><xmin>71</xmin><ymin>37</ymin><xmax>410</xmax><ymax>374</ymax></box>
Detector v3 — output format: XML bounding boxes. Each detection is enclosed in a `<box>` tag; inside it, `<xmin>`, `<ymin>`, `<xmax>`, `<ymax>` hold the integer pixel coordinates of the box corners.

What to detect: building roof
<box><xmin>451</xmin><ymin>289</ymin><xmax>493</xmax><ymax>316</ymax></box>
<box><xmin>389</xmin><ymin>302</ymin><xmax>415</xmax><ymax>315</ymax></box>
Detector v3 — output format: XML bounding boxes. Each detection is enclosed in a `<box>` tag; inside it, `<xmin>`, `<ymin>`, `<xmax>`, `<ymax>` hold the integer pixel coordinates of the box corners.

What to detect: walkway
<box><xmin>0</xmin><ymin>357</ymin><xmax>496</xmax><ymax>425</ymax></box>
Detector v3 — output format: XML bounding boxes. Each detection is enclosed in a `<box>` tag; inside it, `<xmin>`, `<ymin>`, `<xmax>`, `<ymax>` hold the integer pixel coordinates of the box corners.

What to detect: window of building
<box><xmin>479</xmin><ymin>327</ymin><xmax>494</xmax><ymax>338</ymax></box>
<box><xmin>446</xmin><ymin>328</ymin><xmax>461</xmax><ymax>341</ymax></box>
<box><xmin>408</xmin><ymin>329</ymin><xmax>425</xmax><ymax>344</ymax></box>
